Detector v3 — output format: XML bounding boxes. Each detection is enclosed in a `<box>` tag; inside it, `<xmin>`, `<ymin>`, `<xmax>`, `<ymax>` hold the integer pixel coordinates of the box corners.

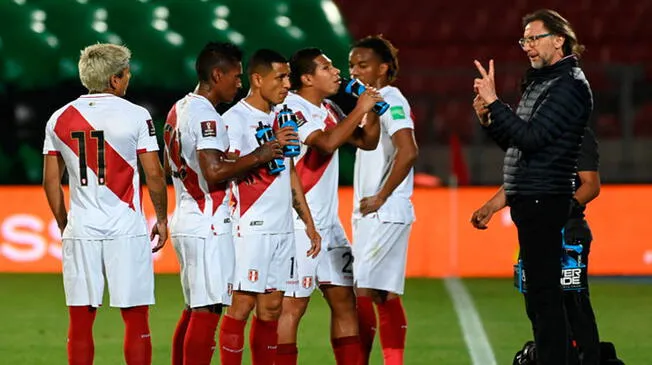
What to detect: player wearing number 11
<box><xmin>42</xmin><ymin>43</ymin><xmax>168</xmax><ymax>365</ymax></box>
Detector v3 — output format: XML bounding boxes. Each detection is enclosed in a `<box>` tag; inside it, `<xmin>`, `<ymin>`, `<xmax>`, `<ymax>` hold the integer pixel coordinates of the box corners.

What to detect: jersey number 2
<box><xmin>71</xmin><ymin>130</ymin><xmax>106</xmax><ymax>186</ymax></box>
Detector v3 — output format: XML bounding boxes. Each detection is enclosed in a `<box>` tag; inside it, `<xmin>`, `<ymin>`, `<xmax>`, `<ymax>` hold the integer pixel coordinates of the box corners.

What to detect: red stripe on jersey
<box><xmin>54</xmin><ymin>106</ymin><xmax>136</xmax><ymax>210</ymax></box>
<box><xmin>295</xmin><ymin>108</ymin><xmax>337</xmax><ymax>193</ymax></box>
<box><xmin>237</xmin><ymin>166</ymin><xmax>277</xmax><ymax>216</ymax></box>
<box><xmin>46</xmin><ymin>151</ymin><xmax>61</xmax><ymax>156</ymax></box>
<box><xmin>164</xmin><ymin>104</ymin><xmax>207</xmax><ymax>212</ymax></box>
<box><xmin>137</xmin><ymin>148</ymin><xmax>146</xmax><ymax>154</ymax></box>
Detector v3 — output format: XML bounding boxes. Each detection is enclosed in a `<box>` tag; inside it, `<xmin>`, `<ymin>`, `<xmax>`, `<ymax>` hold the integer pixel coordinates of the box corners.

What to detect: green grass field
<box><xmin>1</xmin><ymin>274</ymin><xmax>650</xmax><ymax>364</ymax></box>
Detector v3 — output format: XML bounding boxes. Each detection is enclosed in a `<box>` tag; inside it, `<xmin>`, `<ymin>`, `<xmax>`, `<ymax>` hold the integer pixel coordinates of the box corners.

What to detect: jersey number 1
<box><xmin>71</xmin><ymin>130</ymin><xmax>106</xmax><ymax>186</ymax></box>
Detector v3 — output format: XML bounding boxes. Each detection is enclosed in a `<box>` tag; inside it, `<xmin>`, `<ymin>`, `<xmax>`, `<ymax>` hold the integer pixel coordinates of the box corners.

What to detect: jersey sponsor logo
<box><xmin>248</xmin><ymin>269</ymin><xmax>259</xmax><ymax>283</ymax></box>
<box><xmin>146</xmin><ymin>119</ymin><xmax>156</xmax><ymax>136</ymax></box>
<box><xmin>294</xmin><ymin>111</ymin><xmax>307</xmax><ymax>127</ymax></box>
<box><xmin>249</xmin><ymin>220</ymin><xmax>264</xmax><ymax>226</ymax></box>
<box><xmin>302</xmin><ymin>276</ymin><xmax>313</xmax><ymax>289</ymax></box>
<box><xmin>390</xmin><ymin>105</ymin><xmax>406</xmax><ymax>120</ymax></box>
<box><xmin>201</xmin><ymin>120</ymin><xmax>217</xmax><ymax>137</ymax></box>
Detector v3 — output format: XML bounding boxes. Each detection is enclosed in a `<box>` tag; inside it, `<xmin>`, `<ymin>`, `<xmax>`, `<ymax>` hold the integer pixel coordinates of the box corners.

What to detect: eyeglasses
<box><xmin>518</xmin><ymin>33</ymin><xmax>553</xmax><ymax>48</ymax></box>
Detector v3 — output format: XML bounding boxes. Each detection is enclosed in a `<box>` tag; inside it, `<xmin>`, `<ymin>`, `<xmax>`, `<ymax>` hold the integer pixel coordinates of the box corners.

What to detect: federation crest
<box><xmin>302</xmin><ymin>276</ymin><xmax>313</xmax><ymax>289</ymax></box>
<box><xmin>248</xmin><ymin>269</ymin><xmax>259</xmax><ymax>283</ymax></box>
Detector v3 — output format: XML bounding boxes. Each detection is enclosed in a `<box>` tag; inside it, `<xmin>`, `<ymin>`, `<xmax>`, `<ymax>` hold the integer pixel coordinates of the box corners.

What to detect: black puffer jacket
<box><xmin>485</xmin><ymin>56</ymin><xmax>593</xmax><ymax>196</ymax></box>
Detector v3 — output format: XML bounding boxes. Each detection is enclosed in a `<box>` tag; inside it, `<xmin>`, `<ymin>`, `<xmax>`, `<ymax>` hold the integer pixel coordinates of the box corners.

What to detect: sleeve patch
<box><xmin>201</xmin><ymin>120</ymin><xmax>217</xmax><ymax>137</ymax></box>
<box><xmin>390</xmin><ymin>106</ymin><xmax>406</xmax><ymax>120</ymax></box>
<box><xmin>146</xmin><ymin>119</ymin><xmax>156</xmax><ymax>136</ymax></box>
<box><xmin>295</xmin><ymin>111</ymin><xmax>308</xmax><ymax>127</ymax></box>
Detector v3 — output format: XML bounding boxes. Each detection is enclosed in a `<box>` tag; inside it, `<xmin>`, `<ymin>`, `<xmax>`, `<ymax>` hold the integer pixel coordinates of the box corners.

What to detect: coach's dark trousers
<box><xmin>509</xmin><ymin>194</ymin><xmax>572</xmax><ymax>365</ymax></box>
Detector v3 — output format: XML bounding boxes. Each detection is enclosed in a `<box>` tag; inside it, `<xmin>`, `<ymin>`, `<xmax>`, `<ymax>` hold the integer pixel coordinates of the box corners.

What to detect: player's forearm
<box><xmin>486</xmin><ymin>186</ymin><xmax>507</xmax><ymax>212</ymax></box>
<box><xmin>351</xmin><ymin>113</ymin><xmax>380</xmax><ymax>150</ymax></box>
<box><xmin>318</xmin><ymin>106</ymin><xmax>367</xmax><ymax>154</ymax></box>
<box><xmin>44</xmin><ymin>182</ymin><xmax>67</xmax><ymax>230</ymax></box>
<box><xmin>290</xmin><ymin>166</ymin><xmax>315</xmax><ymax>229</ymax></box>
<box><xmin>146</xmin><ymin>176</ymin><xmax>168</xmax><ymax>223</ymax></box>
<box><xmin>208</xmin><ymin>153</ymin><xmax>263</xmax><ymax>183</ymax></box>
<box><xmin>574</xmin><ymin>179</ymin><xmax>600</xmax><ymax>206</ymax></box>
<box><xmin>377</xmin><ymin>148</ymin><xmax>418</xmax><ymax>201</ymax></box>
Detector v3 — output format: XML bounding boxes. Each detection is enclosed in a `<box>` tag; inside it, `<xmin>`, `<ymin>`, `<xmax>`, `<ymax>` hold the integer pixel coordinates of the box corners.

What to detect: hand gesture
<box><xmin>305</xmin><ymin>226</ymin><xmax>322</xmax><ymax>258</ymax></box>
<box><xmin>473</xmin><ymin>94</ymin><xmax>490</xmax><ymax>126</ymax></box>
<box><xmin>275</xmin><ymin>126</ymin><xmax>300</xmax><ymax>148</ymax></box>
<box><xmin>359</xmin><ymin>195</ymin><xmax>386</xmax><ymax>216</ymax></box>
<box><xmin>470</xmin><ymin>203</ymin><xmax>495</xmax><ymax>230</ymax></box>
<box><xmin>151</xmin><ymin>220</ymin><xmax>168</xmax><ymax>252</ymax></box>
<box><xmin>473</xmin><ymin>59</ymin><xmax>498</xmax><ymax>105</ymax></box>
<box><xmin>253</xmin><ymin>141</ymin><xmax>283</xmax><ymax>163</ymax></box>
<box><xmin>356</xmin><ymin>86</ymin><xmax>384</xmax><ymax>113</ymax></box>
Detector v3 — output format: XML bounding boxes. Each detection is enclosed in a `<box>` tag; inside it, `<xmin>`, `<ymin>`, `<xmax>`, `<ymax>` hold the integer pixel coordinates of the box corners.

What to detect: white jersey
<box><xmin>353</xmin><ymin>86</ymin><xmax>415</xmax><ymax>223</ymax></box>
<box><xmin>164</xmin><ymin>93</ymin><xmax>231</xmax><ymax>237</ymax></box>
<box><xmin>42</xmin><ymin>93</ymin><xmax>159</xmax><ymax>239</ymax></box>
<box><xmin>281</xmin><ymin>93</ymin><xmax>340</xmax><ymax>230</ymax></box>
<box><xmin>223</xmin><ymin>99</ymin><xmax>293</xmax><ymax>234</ymax></box>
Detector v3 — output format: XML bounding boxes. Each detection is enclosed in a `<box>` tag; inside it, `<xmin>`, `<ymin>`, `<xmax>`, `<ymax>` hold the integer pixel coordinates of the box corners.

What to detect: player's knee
<box><xmin>281</xmin><ymin>298</ymin><xmax>310</xmax><ymax>321</ymax></box>
<box><xmin>227</xmin><ymin>292</ymin><xmax>256</xmax><ymax>320</ymax></box>
<box><xmin>257</xmin><ymin>293</ymin><xmax>284</xmax><ymax>320</ymax></box>
<box><xmin>324</xmin><ymin>286</ymin><xmax>357</xmax><ymax>315</ymax></box>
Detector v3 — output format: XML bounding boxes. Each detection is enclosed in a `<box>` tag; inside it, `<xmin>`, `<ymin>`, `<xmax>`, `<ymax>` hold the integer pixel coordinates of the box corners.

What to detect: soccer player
<box><xmin>165</xmin><ymin>42</ymin><xmax>282</xmax><ymax>365</ymax></box>
<box><xmin>42</xmin><ymin>43</ymin><xmax>167</xmax><ymax>365</ymax></box>
<box><xmin>348</xmin><ymin>35</ymin><xmax>419</xmax><ymax>365</ymax></box>
<box><xmin>275</xmin><ymin>48</ymin><xmax>383</xmax><ymax>365</ymax></box>
<box><xmin>217</xmin><ymin>48</ymin><xmax>321</xmax><ymax>365</ymax></box>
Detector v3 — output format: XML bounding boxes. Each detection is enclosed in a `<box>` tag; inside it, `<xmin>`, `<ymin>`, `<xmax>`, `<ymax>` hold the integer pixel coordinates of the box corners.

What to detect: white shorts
<box><xmin>62</xmin><ymin>236</ymin><xmax>154</xmax><ymax>308</ymax></box>
<box><xmin>352</xmin><ymin>215</ymin><xmax>412</xmax><ymax>295</ymax></box>
<box><xmin>285</xmin><ymin>224</ymin><xmax>354</xmax><ymax>298</ymax></box>
<box><xmin>233</xmin><ymin>232</ymin><xmax>294</xmax><ymax>293</ymax></box>
<box><xmin>172</xmin><ymin>233</ymin><xmax>235</xmax><ymax>308</ymax></box>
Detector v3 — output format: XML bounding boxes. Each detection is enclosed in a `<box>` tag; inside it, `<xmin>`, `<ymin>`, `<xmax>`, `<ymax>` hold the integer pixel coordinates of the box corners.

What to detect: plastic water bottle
<box><xmin>277</xmin><ymin>105</ymin><xmax>300</xmax><ymax>157</ymax></box>
<box><xmin>255</xmin><ymin>121</ymin><xmax>285</xmax><ymax>174</ymax></box>
<box><xmin>344</xmin><ymin>78</ymin><xmax>389</xmax><ymax>116</ymax></box>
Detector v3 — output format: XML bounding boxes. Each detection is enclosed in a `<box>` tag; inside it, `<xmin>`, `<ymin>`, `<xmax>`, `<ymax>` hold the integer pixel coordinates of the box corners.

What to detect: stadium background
<box><xmin>1</xmin><ymin>0</ymin><xmax>651</xmax><ymax>364</ymax></box>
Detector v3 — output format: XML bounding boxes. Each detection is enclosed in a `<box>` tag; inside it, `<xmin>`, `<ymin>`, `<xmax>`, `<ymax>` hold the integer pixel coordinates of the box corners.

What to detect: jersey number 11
<box><xmin>71</xmin><ymin>130</ymin><xmax>106</xmax><ymax>186</ymax></box>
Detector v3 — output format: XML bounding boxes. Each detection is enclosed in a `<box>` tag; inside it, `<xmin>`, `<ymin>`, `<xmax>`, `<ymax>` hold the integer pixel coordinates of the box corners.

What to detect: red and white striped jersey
<box><xmin>223</xmin><ymin>99</ymin><xmax>293</xmax><ymax>235</ymax></box>
<box><xmin>280</xmin><ymin>93</ymin><xmax>340</xmax><ymax>230</ymax></box>
<box><xmin>164</xmin><ymin>93</ymin><xmax>231</xmax><ymax>238</ymax></box>
<box><xmin>42</xmin><ymin>93</ymin><xmax>159</xmax><ymax>239</ymax></box>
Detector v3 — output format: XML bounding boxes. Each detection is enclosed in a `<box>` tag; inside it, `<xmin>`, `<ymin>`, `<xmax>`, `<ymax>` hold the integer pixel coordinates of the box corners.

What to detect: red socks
<box><xmin>182</xmin><ymin>311</ymin><xmax>220</xmax><ymax>365</ymax></box>
<box><xmin>67</xmin><ymin>306</ymin><xmax>97</xmax><ymax>365</ymax></box>
<box><xmin>331</xmin><ymin>335</ymin><xmax>361</xmax><ymax>365</ymax></box>
<box><xmin>377</xmin><ymin>298</ymin><xmax>407</xmax><ymax>365</ymax></box>
<box><xmin>171</xmin><ymin>309</ymin><xmax>191</xmax><ymax>365</ymax></box>
<box><xmin>276</xmin><ymin>343</ymin><xmax>298</xmax><ymax>365</ymax></box>
<box><xmin>249</xmin><ymin>316</ymin><xmax>278</xmax><ymax>365</ymax></box>
<box><xmin>356</xmin><ymin>296</ymin><xmax>377</xmax><ymax>364</ymax></box>
<box><xmin>120</xmin><ymin>306</ymin><xmax>152</xmax><ymax>365</ymax></box>
<box><xmin>219</xmin><ymin>315</ymin><xmax>246</xmax><ymax>365</ymax></box>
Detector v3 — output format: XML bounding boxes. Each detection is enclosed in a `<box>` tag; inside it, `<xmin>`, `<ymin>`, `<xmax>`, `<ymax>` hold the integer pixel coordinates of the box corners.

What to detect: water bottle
<box><xmin>344</xmin><ymin>78</ymin><xmax>390</xmax><ymax>116</ymax></box>
<box><xmin>255</xmin><ymin>121</ymin><xmax>285</xmax><ymax>174</ymax></box>
<box><xmin>277</xmin><ymin>105</ymin><xmax>300</xmax><ymax>157</ymax></box>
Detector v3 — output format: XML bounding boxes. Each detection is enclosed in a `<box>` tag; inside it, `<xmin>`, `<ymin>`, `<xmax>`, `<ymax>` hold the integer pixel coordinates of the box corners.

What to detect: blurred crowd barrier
<box><xmin>1</xmin><ymin>186</ymin><xmax>650</xmax><ymax>277</ymax></box>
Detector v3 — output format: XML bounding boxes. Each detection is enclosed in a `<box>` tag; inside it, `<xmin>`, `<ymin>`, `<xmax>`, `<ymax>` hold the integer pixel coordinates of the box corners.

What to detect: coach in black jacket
<box><xmin>473</xmin><ymin>9</ymin><xmax>593</xmax><ymax>365</ymax></box>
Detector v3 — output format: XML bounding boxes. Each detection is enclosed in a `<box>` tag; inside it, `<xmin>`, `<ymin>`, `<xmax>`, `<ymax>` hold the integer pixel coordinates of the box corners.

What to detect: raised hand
<box><xmin>473</xmin><ymin>59</ymin><xmax>498</xmax><ymax>105</ymax></box>
<box><xmin>356</xmin><ymin>86</ymin><xmax>384</xmax><ymax>113</ymax></box>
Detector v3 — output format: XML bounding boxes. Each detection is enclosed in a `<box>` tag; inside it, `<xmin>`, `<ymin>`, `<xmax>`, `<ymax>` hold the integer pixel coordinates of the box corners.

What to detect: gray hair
<box><xmin>78</xmin><ymin>43</ymin><xmax>131</xmax><ymax>92</ymax></box>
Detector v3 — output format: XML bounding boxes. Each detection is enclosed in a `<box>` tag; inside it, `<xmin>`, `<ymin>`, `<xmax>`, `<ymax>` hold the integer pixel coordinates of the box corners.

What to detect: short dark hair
<box><xmin>195</xmin><ymin>42</ymin><xmax>243</xmax><ymax>82</ymax></box>
<box><xmin>523</xmin><ymin>9</ymin><xmax>585</xmax><ymax>58</ymax></box>
<box><xmin>352</xmin><ymin>34</ymin><xmax>400</xmax><ymax>83</ymax></box>
<box><xmin>246</xmin><ymin>49</ymin><xmax>287</xmax><ymax>77</ymax></box>
<box><xmin>289</xmin><ymin>48</ymin><xmax>323</xmax><ymax>90</ymax></box>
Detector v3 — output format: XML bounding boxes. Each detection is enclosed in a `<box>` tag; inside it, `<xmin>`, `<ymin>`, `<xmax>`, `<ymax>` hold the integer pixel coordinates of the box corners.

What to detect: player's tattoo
<box><xmin>292</xmin><ymin>187</ymin><xmax>306</xmax><ymax>220</ymax></box>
